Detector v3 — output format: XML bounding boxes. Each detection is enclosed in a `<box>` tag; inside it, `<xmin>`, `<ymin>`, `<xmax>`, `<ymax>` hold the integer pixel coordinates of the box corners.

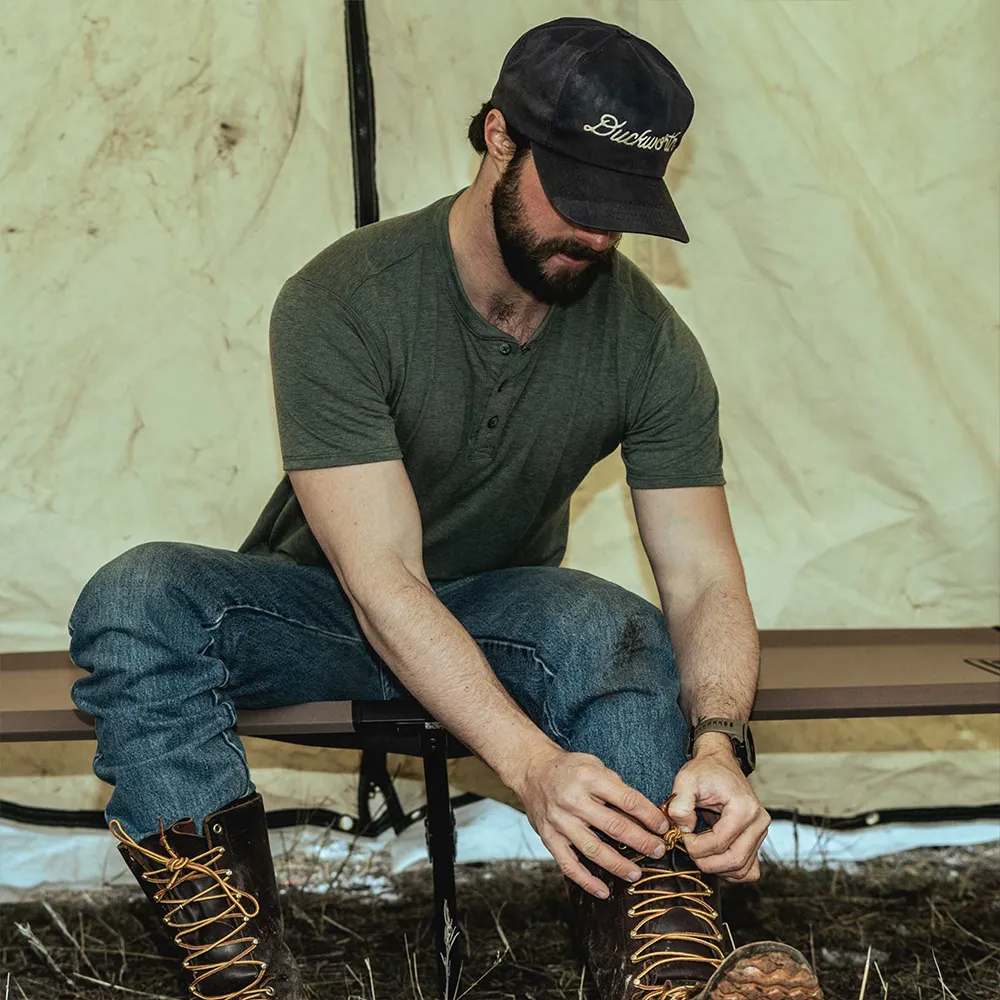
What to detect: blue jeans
<box><xmin>68</xmin><ymin>542</ymin><xmax>689</xmax><ymax>840</ymax></box>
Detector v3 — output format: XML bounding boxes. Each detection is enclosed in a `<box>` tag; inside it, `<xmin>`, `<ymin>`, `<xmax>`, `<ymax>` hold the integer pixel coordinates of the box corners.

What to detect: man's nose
<box><xmin>571</xmin><ymin>226</ymin><xmax>618</xmax><ymax>252</ymax></box>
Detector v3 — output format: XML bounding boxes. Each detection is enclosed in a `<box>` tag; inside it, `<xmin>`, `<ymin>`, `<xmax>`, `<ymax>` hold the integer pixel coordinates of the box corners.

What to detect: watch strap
<box><xmin>691</xmin><ymin>717</ymin><xmax>746</xmax><ymax>742</ymax></box>
<box><xmin>686</xmin><ymin>717</ymin><xmax>755</xmax><ymax>775</ymax></box>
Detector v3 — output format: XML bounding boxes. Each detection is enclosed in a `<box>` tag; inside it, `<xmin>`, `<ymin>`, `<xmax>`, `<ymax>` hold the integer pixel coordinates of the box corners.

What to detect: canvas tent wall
<box><xmin>1</xmin><ymin>0</ymin><xmax>997</xmax><ymax>834</ymax></box>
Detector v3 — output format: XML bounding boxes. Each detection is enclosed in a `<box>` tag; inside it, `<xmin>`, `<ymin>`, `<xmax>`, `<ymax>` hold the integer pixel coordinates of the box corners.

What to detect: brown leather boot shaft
<box><xmin>567</xmin><ymin>822</ymin><xmax>726</xmax><ymax>1000</ymax></box>
<box><xmin>114</xmin><ymin>793</ymin><xmax>306</xmax><ymax>1000</ymax></box>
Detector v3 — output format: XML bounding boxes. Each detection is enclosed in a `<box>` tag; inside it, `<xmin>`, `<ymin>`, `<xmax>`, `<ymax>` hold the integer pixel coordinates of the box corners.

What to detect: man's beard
<box><xmin>491</xmin><ymin>154</ymin><xmax>616</xmax><ymax>306</ymax></box>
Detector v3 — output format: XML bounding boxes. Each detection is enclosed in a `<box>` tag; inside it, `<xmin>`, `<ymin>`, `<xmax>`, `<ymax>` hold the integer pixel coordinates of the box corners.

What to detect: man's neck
<box><xmin>448</xmin><ymin>180</ymin><xmax>549</xmax><ymax>344</ymax></box>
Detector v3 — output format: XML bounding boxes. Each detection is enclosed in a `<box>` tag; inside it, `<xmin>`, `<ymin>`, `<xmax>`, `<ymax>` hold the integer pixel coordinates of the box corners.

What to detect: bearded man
<box><xmin>70</xmin><ymin>16</ymin><xmax>823</xmax><ymax>1000</ymax></box>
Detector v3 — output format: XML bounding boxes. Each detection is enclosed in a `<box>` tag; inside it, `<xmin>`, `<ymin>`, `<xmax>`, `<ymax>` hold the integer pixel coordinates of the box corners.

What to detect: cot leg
<box><xmin>421</xmin><ymin>727</ymin><xmax>459</xmax><ymax>998</ymax></box>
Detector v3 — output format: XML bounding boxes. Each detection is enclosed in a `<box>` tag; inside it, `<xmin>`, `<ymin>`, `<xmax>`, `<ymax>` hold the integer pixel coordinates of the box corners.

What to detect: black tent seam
<box><xmin>0</xmin><ymin>794</ymin><xmax>483</xmax><ymax>837</ymax></box>
<box><xmin>2</xmin><ymin>797</ymin><xmax>997</xmax><ymax>836</ymax></box>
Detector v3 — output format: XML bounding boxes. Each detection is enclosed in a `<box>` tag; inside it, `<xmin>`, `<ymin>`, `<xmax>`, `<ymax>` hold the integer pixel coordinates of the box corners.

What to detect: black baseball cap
<box><xmin>490</xmin><ymin>17</ymin><xmax>694</xmax><ymax>242</ymax></box>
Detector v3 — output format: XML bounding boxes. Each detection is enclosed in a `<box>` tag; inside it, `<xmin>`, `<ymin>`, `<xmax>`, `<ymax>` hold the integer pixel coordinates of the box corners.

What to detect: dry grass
<box><xmin>1</xmin><ymin>841</ymin><xmax>997</xmax><ymax>999</ymax></box>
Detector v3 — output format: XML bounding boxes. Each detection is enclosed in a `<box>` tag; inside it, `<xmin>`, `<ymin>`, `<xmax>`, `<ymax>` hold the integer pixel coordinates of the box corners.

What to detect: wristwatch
<box><xmin>686</xmin><ymin>717</ymin><xmax>756</xmax><ymax>776</ymax></box>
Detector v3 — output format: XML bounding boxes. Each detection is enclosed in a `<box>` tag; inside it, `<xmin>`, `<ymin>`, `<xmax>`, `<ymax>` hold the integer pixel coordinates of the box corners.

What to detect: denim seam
<box><xmin>200</xmin><ymin>602</ymin><xmax>364</xmax><ymax>646</ymax></box>
<box><xmin>200</xmin><ymin>601</ymin><xmax>390</xmax><ymax>702</ymax></box>
<box><xmin>474</xmin><ymin>636</ymin><xmax>567</xmax><ymax>743</ymax></box>
<box><xmin>474</xmin><ymin>636</ymin><xmax>555</xmax><ymax>678</ymax></box>
<box><xmin>209</xmin><ymin>646</ymin><xmax>238</xmax><ymax>728</ymax></box>
<box><xmin>379</xmin><ymin>667</ymin><xmax>397</xmax><ymax>700</ymax></box>
<box><xmin>198</xmin><ymin>636</ymin><xmax>254</xmax><ymax>794</ymax></box>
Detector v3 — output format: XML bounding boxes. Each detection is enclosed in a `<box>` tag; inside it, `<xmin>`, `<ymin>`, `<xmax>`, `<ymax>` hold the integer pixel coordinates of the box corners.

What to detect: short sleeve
<box><xmin>269</xmin><ymin>276</ymin><xmax>403</xmax><ymax>471</ymax></box>
<box><xmin>622</xmin><ymin>306</ymin><xmax>726</xmax><ymax>490</ymax></box>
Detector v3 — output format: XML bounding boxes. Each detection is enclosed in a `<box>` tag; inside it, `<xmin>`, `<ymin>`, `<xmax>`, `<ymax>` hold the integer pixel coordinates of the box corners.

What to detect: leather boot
<box><xmin>112</xmin><ymin>793</ymin><xmax>307</xmax><ymax>1000</ymax></box>
<box><xmin>567</xmin><ymin>803</ymin><xmax>823</xmax><ymax>1000</ymax></box>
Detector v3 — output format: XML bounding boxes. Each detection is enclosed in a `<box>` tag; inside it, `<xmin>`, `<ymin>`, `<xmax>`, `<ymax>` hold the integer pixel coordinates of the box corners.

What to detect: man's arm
<box><xmin>291</xmin><ymin>461</ymin><xmax>545</xmax><ymax>780</ymax></box>
<box><xmin>291</xmin><ymin>461</ymin><xmax>672</xmax><ymax>896</ymax></box>
<box><xmin>631</xmin><ymin>484</ymin><xmax>759</xmax><ymax>729</ymax></box>
<box><xmin>632</xmin><ymin>484</ymin><xmax>770</xmax><ymax>882</ymax></box>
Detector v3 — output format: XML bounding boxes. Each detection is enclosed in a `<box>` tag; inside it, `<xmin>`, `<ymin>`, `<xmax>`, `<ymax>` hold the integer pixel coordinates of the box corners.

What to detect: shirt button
<box><xmin>487</xmin><ymin>416</ymin><xmax>499</xmax><ymax>428</ymax></box>
<box><xmin>499</xmin><ymin>344</ymin><xmax>512</xmax><ymax>355</ymax></box>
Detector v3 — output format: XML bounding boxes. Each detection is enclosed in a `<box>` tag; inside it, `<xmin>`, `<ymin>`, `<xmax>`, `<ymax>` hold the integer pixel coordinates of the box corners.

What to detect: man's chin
<box><xmin>538</xmin><ymin>275</ymin><xmax>599</xmax><ymax>306</ymax></box>
<box><xmin>540</xmin><ymin>256</ymin><xmax>613</xmax><ymax>304</ymax></box>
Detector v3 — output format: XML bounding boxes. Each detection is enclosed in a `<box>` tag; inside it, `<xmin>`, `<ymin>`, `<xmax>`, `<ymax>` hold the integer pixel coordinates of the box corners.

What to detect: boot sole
<box><xmin>701</xmin><ymin>941</ymin><xmax>824</xmax><ymax>999</ymax></box>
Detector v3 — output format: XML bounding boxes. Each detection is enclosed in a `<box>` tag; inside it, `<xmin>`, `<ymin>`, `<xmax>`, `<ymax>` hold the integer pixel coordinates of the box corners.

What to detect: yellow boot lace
<box><xmin>625</xmin><ymin>802</ymin><xmax>727</xmax><ymax>1000</ymax></box>
<box><xmin>110</xmin><ymin>819</ymin><xmax>275</xmax><ymax>1000</ymax></box>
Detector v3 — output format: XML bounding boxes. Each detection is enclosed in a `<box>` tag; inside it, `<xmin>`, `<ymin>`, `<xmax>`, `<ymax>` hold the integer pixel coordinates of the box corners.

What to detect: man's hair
<box><xmin>468</xmin><ymin>100</ymin><xmax>531</xmax><ymax>165</ymax></box>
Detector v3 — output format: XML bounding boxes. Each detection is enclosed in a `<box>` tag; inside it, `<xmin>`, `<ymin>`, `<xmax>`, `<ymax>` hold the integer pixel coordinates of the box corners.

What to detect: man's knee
<box><xmin>69</xmin><ymin>541</ymin><xmax>203</xmax><ymax>640</ymax></box>
<box><xmin>545</xmin><ymin>569</ymin><xmax>674</xmax><ymax>674</ymax></box>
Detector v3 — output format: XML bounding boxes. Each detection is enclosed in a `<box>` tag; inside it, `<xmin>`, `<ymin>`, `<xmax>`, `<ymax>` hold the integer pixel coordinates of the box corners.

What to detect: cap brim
<box><xmin>532</xmin><ymin>142</ymin><xmax>690</xmax><ymax>243</ymax></box>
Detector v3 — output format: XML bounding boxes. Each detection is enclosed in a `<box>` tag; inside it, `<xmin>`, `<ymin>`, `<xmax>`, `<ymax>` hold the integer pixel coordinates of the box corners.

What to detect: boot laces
<box><xmin>111</xmin><ymin>819</ymin><xmax>275</xmax><ymax>1000</ymax></box>
<box><xmin>626</xmin><ymin>804</ymin><xmax>727</xmax><ymax>1000</ymax></box>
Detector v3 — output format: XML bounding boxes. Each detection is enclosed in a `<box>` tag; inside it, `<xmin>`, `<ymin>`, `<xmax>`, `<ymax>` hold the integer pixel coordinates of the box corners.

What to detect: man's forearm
<box><xmin>664</xmin><ymin>578</ymin><xmax>760</xmax><ymax>727</ymax></box>
<box><xmin>347</xmin><ymin>562</ymin><xmax>558</xmax><ymax>789</ymax></box>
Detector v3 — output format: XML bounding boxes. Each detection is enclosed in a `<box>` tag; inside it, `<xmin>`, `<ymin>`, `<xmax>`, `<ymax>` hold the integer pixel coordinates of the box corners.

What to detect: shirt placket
<box><xmin>470</xmin><ymin>340</ymin><xmax>537</xmax><ymax>460</ymax></box>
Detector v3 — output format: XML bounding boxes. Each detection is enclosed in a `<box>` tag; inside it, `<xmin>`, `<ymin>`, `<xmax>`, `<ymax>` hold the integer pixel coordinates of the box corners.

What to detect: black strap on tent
<box><xmin>0</xmin><ymin>794</ymin><xmax>484</xmax><ymax>836</ymax></box>
<box><xmin>344</xmin><ymin>0</ymin><xmax>379</xmax><ymax>228</ymax></box>
<box><xmin>3</xmin><ymin>797</ymin><xmax>999</xmax><ymax>834</ymax></box>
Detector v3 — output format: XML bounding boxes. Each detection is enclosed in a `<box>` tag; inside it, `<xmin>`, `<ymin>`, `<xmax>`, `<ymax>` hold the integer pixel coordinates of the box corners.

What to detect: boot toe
<box><xmin>700</xmin><ymin>941</ymin><xmax>823</xmax><ymax>999</ymax></box>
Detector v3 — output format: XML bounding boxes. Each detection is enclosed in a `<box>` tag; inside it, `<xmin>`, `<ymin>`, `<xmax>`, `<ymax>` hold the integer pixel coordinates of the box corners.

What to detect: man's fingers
<box><xmin>708</xmin><ymin>817</ymin><xmax>768</xmax><ymax>875</ymax></box>
<box><xmin>666</xmin><ymin>775</ymin><xmax>698</xmax><ymax>833</ymax></box>
<box><xmin>567</xmin><ymin>823</ymin><xmax>646</xmax><ymax>884</ymax></box>
<box><xmin>583</xmin><ymin>803</ymin><xmax>668</xmax><ymax>859</ymax></box>
<box><xmin>546</xmin><ymin>833</ymin><xmax>611</xmax><ymax>899</ymax></box>
<box><xmin>726</xmin><ymin>824</ymin><xmax>770</xmax><ymax>882</ymax></box>
<box><xmin>684</xmin><ymin>800</ymin><xmax>762</xmax><ymax>860</ymax></box>
<box><xmin>692</xmin><ymin>810</ymin><xmax>770</xmax><ymax>875</ymax></box>
<box><xmin>726</xmin><ymin>857</ymin><xmax>762</xmax><ymax>883</ymax></box>
<box><xmin>726</xmin><ymin>822</ymin><xmax>769</xmax><ymax>882</ymax></box>
<box><xmin>593</xmin><ymin>774</ymin><xmax>669</xmax><ymax>836</ymax></box>
<box><xmin>720</xmin><ymin>828</ymin><xmax>767</xmax><ymax>882</ymax></box>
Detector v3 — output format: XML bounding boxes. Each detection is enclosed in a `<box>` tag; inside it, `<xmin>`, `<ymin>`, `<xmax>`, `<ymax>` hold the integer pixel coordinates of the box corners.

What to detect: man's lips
<box><xmin>553</xmin><ymin>253</ymin><xmax>590</xmax><ymax>269</ymax></box>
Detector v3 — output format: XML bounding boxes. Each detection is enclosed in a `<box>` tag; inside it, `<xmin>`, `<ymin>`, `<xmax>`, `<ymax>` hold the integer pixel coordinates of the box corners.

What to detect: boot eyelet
<box><xmin>212</xmin><ymin>823</ymin><xmax>223</xmax><ymax>834</ymax></box>
<box><xmin>253</xmin><ymin>938</ymin><xmax>259</xmax><ymax>945</ymax></box>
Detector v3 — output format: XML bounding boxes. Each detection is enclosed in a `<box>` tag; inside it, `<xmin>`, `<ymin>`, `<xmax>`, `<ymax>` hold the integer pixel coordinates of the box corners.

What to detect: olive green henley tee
<box><xmin>239</xmin><ymin>190</ymin><xmax>725</xmax><ymax>581</ymax></box>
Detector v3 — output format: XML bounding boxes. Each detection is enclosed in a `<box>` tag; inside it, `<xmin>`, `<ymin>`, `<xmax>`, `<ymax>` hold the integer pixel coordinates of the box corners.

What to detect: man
<box><xmin>69</xmin><ymin>17</ymin><xmax>823</xmax><ymax>1000</ymax></box>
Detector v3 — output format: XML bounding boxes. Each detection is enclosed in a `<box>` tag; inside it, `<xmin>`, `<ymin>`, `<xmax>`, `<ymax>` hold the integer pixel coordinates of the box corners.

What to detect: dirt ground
<box><xmin>2</xmin><ymin>840</ymin><xmax>997</xmax><ymax>999</ymax></box>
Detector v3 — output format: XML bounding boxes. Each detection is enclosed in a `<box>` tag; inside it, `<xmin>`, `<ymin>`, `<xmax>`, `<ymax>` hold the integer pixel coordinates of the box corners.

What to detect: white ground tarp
<box><xmin>2</xmin><ymin>800</ymin><xmax>998</xmax><ymax>903</ymax></box>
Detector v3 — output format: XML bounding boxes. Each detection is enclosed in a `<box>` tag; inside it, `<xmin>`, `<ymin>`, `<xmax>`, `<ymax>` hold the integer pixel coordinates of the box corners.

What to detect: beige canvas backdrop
<box><xmin>2</xmin><ymin>0</ymin><xmax>998</xmax><ymax>819</ymax></box>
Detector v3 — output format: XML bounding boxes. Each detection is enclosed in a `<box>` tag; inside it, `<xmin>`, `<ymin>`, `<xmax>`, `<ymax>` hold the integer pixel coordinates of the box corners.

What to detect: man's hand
<box><xmin>510</xmin><ymin>745</ymin><xmax>673</xmax><ymax>899</ymax></box>
<box><xmin>667</xmin><ymin>735</ymin><xmax>770</xmax><ymax>883</ymax></box>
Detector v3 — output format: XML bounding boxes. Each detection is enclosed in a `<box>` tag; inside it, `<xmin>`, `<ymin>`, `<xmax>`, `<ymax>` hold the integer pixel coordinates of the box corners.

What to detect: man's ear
<box><xmin>483</xmin><ymin>109</ymin><xmax>518</xmax><ymax>169</ymax></box>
